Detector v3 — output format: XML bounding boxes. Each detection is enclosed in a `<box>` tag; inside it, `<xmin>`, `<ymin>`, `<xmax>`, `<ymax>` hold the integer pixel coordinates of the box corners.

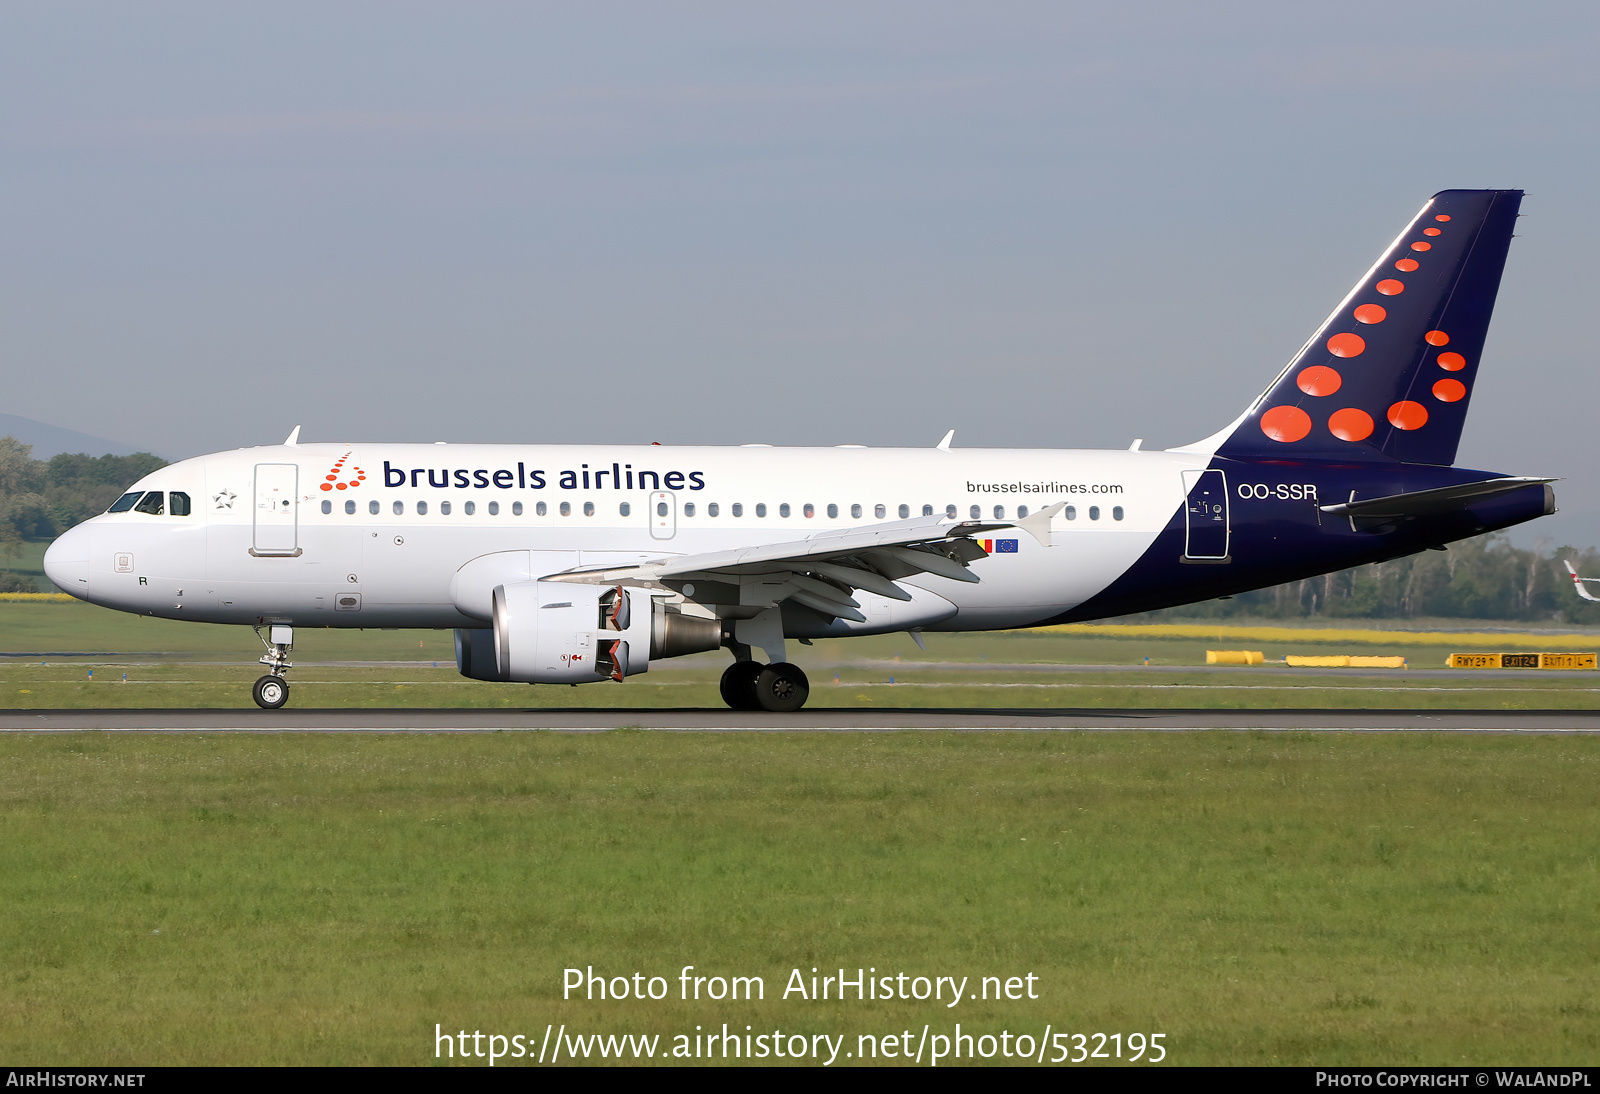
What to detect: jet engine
<box><xmin>455</xmin><ymin>581</ymin><xmax>721</xmax><ymax>684</ymax></box>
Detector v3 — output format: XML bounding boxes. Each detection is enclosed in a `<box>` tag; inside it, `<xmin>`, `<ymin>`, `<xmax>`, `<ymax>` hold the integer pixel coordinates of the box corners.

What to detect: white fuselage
<box><xmin>44</xmin><ymin>442</ymin><xmax>1203</xmax><ymax>634</ymax></box>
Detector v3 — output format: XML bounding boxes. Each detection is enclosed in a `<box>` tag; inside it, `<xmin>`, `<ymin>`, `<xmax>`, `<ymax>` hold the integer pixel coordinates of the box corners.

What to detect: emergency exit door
<box><xmin>1182</xmin><ymin>469</ymin><xmax>1230</xmax><ymax>560</ymax></box>
<box><xmin>252</xmin><ymin>463</ymin><xmax>300</xmax><ymax>556</ymax></box>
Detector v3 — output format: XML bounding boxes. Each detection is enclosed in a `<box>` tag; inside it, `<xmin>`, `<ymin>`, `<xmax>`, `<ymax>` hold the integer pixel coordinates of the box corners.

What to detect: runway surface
<box><xmin>5</xmin><ymin>707</ymin><xmax>1600</xmax><ymax>732</ymax></box>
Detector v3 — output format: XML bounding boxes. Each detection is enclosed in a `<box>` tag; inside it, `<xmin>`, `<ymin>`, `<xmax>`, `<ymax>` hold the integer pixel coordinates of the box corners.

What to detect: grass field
<box><xmin>4</xmin><ymin>601</ymin><xmax>1600</xmax><ymax>1066</ymax></box>
<box><xmin>1</xmin><ymin>731</ymin><xmax>1596</xmax><ymax>1065</ymax></box>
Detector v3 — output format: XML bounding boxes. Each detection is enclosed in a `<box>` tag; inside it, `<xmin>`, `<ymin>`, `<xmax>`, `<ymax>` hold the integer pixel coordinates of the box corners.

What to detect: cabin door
<box><xmin>252</xmin><ymin>463</ymin><xmax>300</xmax><ymax>556</ymax></box>
<box><xmin>1182</xmin><ymin>469</ymin><xmax>1230</xmax><ymax>560</ymax></box>
<box><xmin>649</xmin><ymin>491</ymin><xmax>676</xmax><ymax>540</ymax></box>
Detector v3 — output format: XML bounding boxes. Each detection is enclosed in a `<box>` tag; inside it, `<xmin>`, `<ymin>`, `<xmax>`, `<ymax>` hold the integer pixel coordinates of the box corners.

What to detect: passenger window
<box><xmin>708</xmin><ymin>502</ymin><xmax>720</xmax><ymax>517</ymax></box>
<box><xmin>345</xmin><ymin>500</ymin><xmax>356</xmax><ymax>515</ymax></box>
<box><xmin>756</xmin><ymin>503</ymin><xmax>767</xmax><ymax>517</ymax></box>
<box><xmin>108</xmin><ymin>491</ymin><xmax>143</xmax><ymax>513</ymax></box>
<box><xmin>732</xmin><ymin>503</ymin><xmax>743</xmax><ymax>517</ymax></box>
<box><xmin>170</xmin><ymin>492</ymin><xmax>191</xmax><ymax>516</ymax></box>
<box><xmin>417</xmin><ymin>501</ymin><xmax>428</xmax><ymax>515</ymax></box>
<box><xmin>621</xmin><ymin>501</ymin><xmax>632</xmax><ymax>517</ymax></box>
<box><xmin>827</xmin><ymin>504</ymin><xmax>838</xmax><ymax>519</ymax></box>
<box><xmin>1018</xmin><ymin>505</ymin><xmax>1028</xmax><ymax>518</ymax></box>
<box><xmin>535</xmin><ymin>502</ymin><xmax>546</xmax><ymax>516</ymax></box>
<box><xmin>441</xmin><ymin>500</ymin><xmax>452</xmax><ymax>515</ymax></box>
<box><xmin>134</xmin><ymin>491</ymin><xmax>164</xmax><ymax>515</ymax></box>
<box><xmin>898</xmin><ymin>504</ymin><xmax>910</xmax><ymax>518</ymax></box>
<box><xmin>512</xmin><ymin>502</ymin><xmax>523</xmax><ymax>516</ymax></box>
<box><xmin>946</xmin><ymin>505</ymin><xmax>956</xmax><ymax>518</ymax></box>
<box><xmin>559</xmin><ymin>502</ymin><xmax>570</xmax><ymax>517</ymax></box>
<box><xmin>489</xmin><ymin>501</ymin><xmax>500</xmax><ymax>516</ymax></box>
<box><xmin>802</xmin><ymin>503</ymin><xmax>813</xmax><ymax>518</ymax></box>
<box><xmin>875</xmin><ymin>504</ymin><xmax>886</xmax><ymax>519</ymax></box>
<box><xmin>851</xmin><ymin>504</ymin><xmax>861</xmax><ymax>519</ymax></box>
<box><xmin>779</xmin><ymin>503</ymin><xmax>791</xmax><ymax>518</ymax></box>
<box><xmin>1065</xmin><ymin>505</ymin><xmax>1076</xmax><ymax>520</ymax></box>
<box><xmin>919</xmin><ymin>504</ymin><xmax>931</xmax><ymax>516</ymax></box>
<box><xmin>1113</xmin><ymin>506</ymin><xmax>1124</xmax><ymax>521</ymax></box>
<box><xmin>393</xmin><ymin>501</ymin><xmax>404</xmax><ymax>515</ymax></box>
<box><xmin>656</xmin><ymin>501</ymin><xmax>668</xmax><ymax>516</ymax></box>
<box><xmin>321</xmin><ymin>500</ymin><xmax>332</xmax><ymax>515</ymax></box>
<box><xmin>465</xmin><ymin>501</ymin><xmax>476</xmax><ymax>515</ymax></box>
<box><xmin>993</xmin><ymin>506</ymin><xmax>1004</xmax><ymax>519</ymax></box>
<box><xmin>1089</xmin><ymin>506</ymin><xmax>1100</xmax><ymax>520</ymax></box>
<box><xmin>683</xmin><ymin>502</ymin><xmax>694</xmax><ymax>517</ymax></box>
<box><xmin>970</xmin><ymin>505</ymin><xmax>980</xmax><ymax>519</ymax></box>
<box><xmin>584</xmin><ymin>501</ymin><xmax>595</xmax><ymax>517</ymax></box>
<box><xmin>370</xmin><ymin>500</ymin><xmax>380</xmax><ymax>515</ymax></box>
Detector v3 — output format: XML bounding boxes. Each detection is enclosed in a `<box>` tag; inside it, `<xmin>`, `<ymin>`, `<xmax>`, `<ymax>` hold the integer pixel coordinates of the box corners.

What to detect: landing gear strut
<box><xmin>252</xmin><ymin>624</ymin><xmax>294</xmax><ymax>710</ymax></box>
<box><xmin>719</xmin><ymin>660</ymin><xmax>809</xmax><ymax>712</ymax></box>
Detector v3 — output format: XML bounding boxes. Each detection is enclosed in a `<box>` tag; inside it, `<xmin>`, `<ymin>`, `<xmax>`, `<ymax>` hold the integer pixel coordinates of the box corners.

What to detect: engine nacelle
<box><xmin>461</xmin><ymin>581</ymin><xmax>723</xmax><ymax>684</ymax></box>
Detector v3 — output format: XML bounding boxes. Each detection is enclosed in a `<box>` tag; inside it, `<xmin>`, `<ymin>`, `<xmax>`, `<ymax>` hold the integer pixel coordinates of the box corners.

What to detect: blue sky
<box><xmin>3</xmin><ymin>1</ymin><xmax>1597</xmax><ymax>544</ymax></box>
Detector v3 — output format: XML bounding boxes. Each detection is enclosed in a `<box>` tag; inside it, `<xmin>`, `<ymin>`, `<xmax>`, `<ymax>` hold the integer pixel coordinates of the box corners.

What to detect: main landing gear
<box><xmin>719</xmin><ymin>660</ymin><xmax>810</xmax><ymax>713</ymax></box>
<box><xmin>252</xmin><ymin>624</ymin><xmax>294</xmax><ymax>710</ymax></box>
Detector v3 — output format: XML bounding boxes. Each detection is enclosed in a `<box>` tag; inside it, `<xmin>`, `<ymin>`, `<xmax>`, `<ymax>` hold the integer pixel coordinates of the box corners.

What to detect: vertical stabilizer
<box><xmin>1210</xmin><ymin>189</ymin><xmax>1521</xmax><ymax>466</ymax></box>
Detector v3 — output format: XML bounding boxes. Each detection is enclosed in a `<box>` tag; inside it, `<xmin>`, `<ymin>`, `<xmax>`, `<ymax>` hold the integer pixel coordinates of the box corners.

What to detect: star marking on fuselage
<box><xmin>213</xmin><ymin>490</ymin><xmax>236</xmax><ymax>509</ymax></box>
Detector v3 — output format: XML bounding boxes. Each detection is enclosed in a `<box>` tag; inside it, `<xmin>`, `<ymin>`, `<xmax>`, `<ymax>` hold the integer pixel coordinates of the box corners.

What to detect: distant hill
<box><xmin>0</xmin><ymin>414</ymin><xmax>153</xmax><ymax>460</ymax></box>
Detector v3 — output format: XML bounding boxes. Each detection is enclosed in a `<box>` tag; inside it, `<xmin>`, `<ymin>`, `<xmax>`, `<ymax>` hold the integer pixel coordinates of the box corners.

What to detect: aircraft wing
<box><xmin>1318</xmin><ymin>476</ymin><xmax>1555</xmax><ymax>518</ymax></box>
<box><xmin>544</xmin><ymin>502</ymin><xmax>1064</xmax><ymax>622</ymax></box>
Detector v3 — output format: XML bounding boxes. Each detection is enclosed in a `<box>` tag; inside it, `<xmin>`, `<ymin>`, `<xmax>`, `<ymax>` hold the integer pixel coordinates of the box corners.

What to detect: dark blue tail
<box><xmin>1214</xmin><ymin>189</ymin><xmax>1522</xmax><ymax>466</ymax></box>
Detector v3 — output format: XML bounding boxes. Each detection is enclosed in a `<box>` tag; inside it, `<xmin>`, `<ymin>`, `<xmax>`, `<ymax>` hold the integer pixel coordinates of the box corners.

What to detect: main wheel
<box><xmin>754</xmin><ymin>663</ymin><xmax>810</xmax><ymax>713</ymax></box>
<box><xmin>253</xmin><ymin>674</ymin><xmax>290</xmax><ymax>709</ymax></box>
<box><xmin>719</xmin><ymin>661</ymin><xmax>764</xmax><ymax>711</ymax></box>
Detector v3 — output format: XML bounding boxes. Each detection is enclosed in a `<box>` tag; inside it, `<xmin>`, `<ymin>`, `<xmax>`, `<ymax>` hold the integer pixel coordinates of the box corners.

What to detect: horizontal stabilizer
<box><xmin>1564</xmin><ymin>561</ymin><xmax>1600</xmax><ymax>603</ymax></box>
<box><xmin>1319</xmin><ymin>476</ymin><xmax>1553</xmax><ymax>518</ymax></box>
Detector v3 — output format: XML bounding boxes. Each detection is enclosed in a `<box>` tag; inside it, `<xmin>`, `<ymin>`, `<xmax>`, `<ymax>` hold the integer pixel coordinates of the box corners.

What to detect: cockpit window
<box><xmin>107</xmin><ymin>491</ymin><xmax>143</xmax><ymax>513</ymax></box>
<box><xmin>170</xmin><ymin>492</ymin><xmax>191</xmax><ymax>516</ymax></box>
<box><xmin>133</xmin><ymin>491</ymin><xmax>165</xmax><ymax>515</ymax></box>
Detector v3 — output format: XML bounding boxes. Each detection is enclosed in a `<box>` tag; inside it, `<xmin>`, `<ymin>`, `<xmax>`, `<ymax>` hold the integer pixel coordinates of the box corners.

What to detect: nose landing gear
<box><xmin>252</xmin><ymin>624</ymin><xmax>294</xmax><ymax>709</ymax></box>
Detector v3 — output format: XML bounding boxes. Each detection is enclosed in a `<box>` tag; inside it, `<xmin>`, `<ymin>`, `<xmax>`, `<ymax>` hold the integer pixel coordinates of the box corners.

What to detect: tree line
<box><xmin>0</xmin><ymin>436</ymin><xmax>167</xmax><ymax>585</ymax></box>
<box><xmin>1</xmin><ymin>433</ymin><xmax>1596</xmax><ymax>620</ymax></box>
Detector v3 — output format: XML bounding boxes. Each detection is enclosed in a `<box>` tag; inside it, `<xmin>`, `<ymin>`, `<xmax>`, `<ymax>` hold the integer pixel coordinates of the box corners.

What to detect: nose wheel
<box><xmin>252</xmin><ymin>624</ymin><xmax>295</xmax><ymax>710</ymax></box>
<box><xmin>253</xmin><ymin>675</ymin><xmax>290</xmax><ymax>709</ymax></box>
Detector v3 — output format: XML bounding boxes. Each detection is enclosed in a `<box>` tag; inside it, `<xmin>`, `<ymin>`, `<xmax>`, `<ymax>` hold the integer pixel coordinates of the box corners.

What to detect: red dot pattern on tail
<box><xmin>1328</xmin><ymin>407</ymin><xmax>1374</xmax><ymax>442</ymax></box>
<box><xmin>1260</xmin><ymin>405</ymin><xmax>1312</xmax><ymax>442</ymax></box>
<box><xmin>1297</xmin><ymin>365</ymin><xmax>1342</xmax><ymax>396</ymax></box>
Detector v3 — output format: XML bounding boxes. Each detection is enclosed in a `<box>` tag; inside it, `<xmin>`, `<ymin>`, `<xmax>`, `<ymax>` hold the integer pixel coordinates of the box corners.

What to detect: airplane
<box><xmin>43</xmin><ymin>189</ymin><xmax>1556</xmax><ymax>712</ymax></box>
<box><xmin>1564</xmin><ymin>561</ymin><xmax>1600</xmax><ymax>603</ymax></box>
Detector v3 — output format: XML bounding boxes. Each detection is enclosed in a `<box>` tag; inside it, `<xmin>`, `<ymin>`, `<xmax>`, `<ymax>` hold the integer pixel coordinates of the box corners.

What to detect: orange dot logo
<box><xmin>1435</xmin><ymin>214</ymin><xmax>1451</xmax><ymax>222</ymax></box>
<box><xmin>1394</xmin><ymin>259</ymin><xmax>1419</xmax><ymax>272</ymax></box>
<box><xmin>1423</xmin><ymin>227</ymin><xmax>1441</xmax><ymax>237</ymax></box>
<box><xmin>1437</xmin><ymin>352</ymin><xmax>1466</xmax><ymax>371</ymax></box>
<box><xmin>1327</xmin><ymin>332</ymin><xmax>1366</xmax><ymax>358</ymax></box>
<box><xmin>1297</xmin><ymin>365</ymin><xmax>1342</xmax><ymax>396</ymax></box>
<box><xmin>1376</xmin><ymin>279</ymin><xmax>1405</xmax><ymax>295</ymax></box>
<box><xmin>321</xmin><ymin>451</ymin><xmax>366</xmax><ymax>491</ymax></box>
<box><xmin>1353</xmin><ymin>304</ymin><xmax>1387</xmax><ymax>324</ymax></box>
<box><xmin>1328</xmin><ymin>407</ymin><xmax>1374</xmax><ymax>442</ymax></box>
<box><xmin>1424</xmin><ymin>330</ymin><xmax>1449</xmax><ymax>346</ymax></box>
<box><xmin>1260</xmin><ymin>405</ymin><xmax>1312</xmax><ymax>442</ymax></box>
<box><xmin>1411</xmin><ymin>241</ymin><xmax>1432</xmax><ymax>251</ymax></box>
<box><xmin>1388</xmin><ymin>401</ymin><xmax>1429</xmax><ymax>430</ymax></box>
<box><xmin>1433</xmin><ymin>378</ymin><xmax>1466</xmax><ymax>402</ymax></box>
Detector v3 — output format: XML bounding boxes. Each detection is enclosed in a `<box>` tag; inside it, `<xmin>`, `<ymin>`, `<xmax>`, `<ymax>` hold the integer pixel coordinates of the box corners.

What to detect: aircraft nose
<box><xmin>43</xmin><ymin>525</ymin><xmax>91</xmax><ymax>595</ymax></box>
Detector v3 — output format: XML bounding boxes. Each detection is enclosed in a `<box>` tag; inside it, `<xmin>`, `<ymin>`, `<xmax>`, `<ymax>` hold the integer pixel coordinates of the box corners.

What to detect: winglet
<box><xmin>1014</xmin><ymin>501</ymin><xmax>1066</xmax><ymax>547</ymax></box>
<box><xmin>936</xmin><ymin>429</ymin><xmax>955</xmax><ymax>450</ymax></box>
<box><xmin>283</xmin><ymin>426</ymin><xmax>301</xmax><ymax>447</ymax></box>
<box><xmin>1129</xmin><ymin>438</ymin><xmax>1143</xmax><ymax>451</ymax></box>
